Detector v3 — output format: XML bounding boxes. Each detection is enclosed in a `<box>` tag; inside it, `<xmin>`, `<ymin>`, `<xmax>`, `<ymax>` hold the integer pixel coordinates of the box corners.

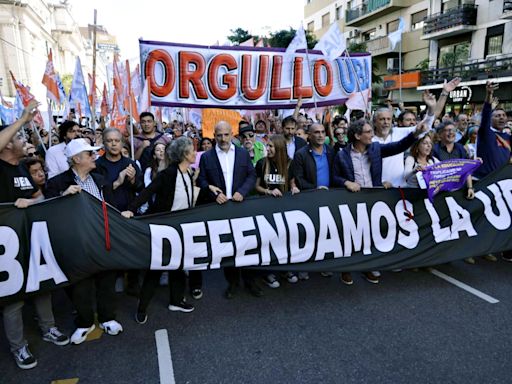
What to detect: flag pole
<box><xmin>91</xmin><ymin>9</ymin><xmax>98</xmax><ymax>130</ymax></box>
<box><xmin>343</xmin><ymin>51</ymin><xmax>370</xmax><ymax>113</ymax></box>
<box><xmin>304</xmin><ymin>44</ymin><xmax>319</xmax><ymax>117</ymax></box>
<box><xmin>399</xmin><ymin>38</ymin><xmax>402</xmax><ymax>102</ymax></box>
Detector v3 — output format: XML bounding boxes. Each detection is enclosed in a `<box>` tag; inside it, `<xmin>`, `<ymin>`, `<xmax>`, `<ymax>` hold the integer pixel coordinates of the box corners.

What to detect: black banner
<box><xmin>1</xmin><ymin>165</ymin><xmax>512</xmax><ymax>305</ymax></box>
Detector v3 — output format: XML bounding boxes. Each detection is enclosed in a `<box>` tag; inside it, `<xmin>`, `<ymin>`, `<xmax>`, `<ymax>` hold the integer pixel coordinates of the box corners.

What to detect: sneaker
<box><xmin>42</xmin><ymin>327</ymin><xmax>70</xmax><ymax>346</ymax></box>
<box><xmin>372</xmin><ymin>271</ymin><xmax>381</xmax><ymax>277</ymax></box>
<box><xmin>99</xmin><ymin>320</ymin><xmax>123</xmax><ymax>336</ymax></box>
<box><xmin>340</xmin><ymin>272</ymin><xmax>353</xmax><ymax>285</ymax></box>
<box><xmin>159</xmin><ymin>272</ymin><xmax>169</xmax><ymax>286</ymax></box>
<box><xmin>168</xmin><ymin>301</ymin><xmax>195</xmax><ymax>313</ymax></box>
<box><xmin>191</xmin><ymin>288</ymin><xmax>203</xmax><ymax>300</ymax></box>
<box><xmin>320</xmin><ymin>272</ymin><xmax>333</xmax><ymax>277</ymax></box>
<box><xmin>285</xmin><ymin>272</ymin><xmax>298</xmax><ymax>284</ymax></box>
<box><xmin>13</xmin><ymin>345</ymin><xmax>37</xmax><ymax>370</ymax></box>
<box><xmin>483</xmin><ymin>254</ymin><xmax>497</xmax><ymax>262</ymax></box>
<box><xmin>135</xmin><ymin>311</ymin><xmax>148</xmax><ymax>325</ymax></box>
<box><xmin>298</xmin><ymin>272</ymin><xmax>309</xmax><ymax>281</ymax></box>
<box><xmin>364</xmin><ymin>272</ymin><xmax>379</xmax><ymax>284</ymax></box>
<box><xmin>224</xmin><ymin>284</ymin><xmax>238</xmax><ymax>299</ymax></box>
<box><xmin>263</xmin><ymin>274</ymin><xmax>280</xmax><ymax>289</ymax></box>
<box><xmin>464</xmin><ymin>257</ymin><xmax>476</xmax><ymax>265</ymax></box>
<box><xmin>70</xmin><ymin>324</ymin><xmax>96</xmax><ymax>345</ymax></box>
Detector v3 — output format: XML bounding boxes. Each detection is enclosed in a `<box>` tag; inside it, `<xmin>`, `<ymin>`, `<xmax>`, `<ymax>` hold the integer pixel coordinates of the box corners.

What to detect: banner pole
<box><xmin>129</xmin><ymin>94</ymin><xmax>135</xmax><ymax>161</ymax></box>
<box><xmin>91</xmin><ymin>9</ymin><xmax>97</xmax><ymax>130</ymax></box>
<box><xmin>304</xmin><ymin>45</ymin><xmax>319</xmax><ymax>117</ymax></box>
<box><xmin>343</xmin><ymin>51</ymin><xmax>370</xmax><ymax>113</ymax></box>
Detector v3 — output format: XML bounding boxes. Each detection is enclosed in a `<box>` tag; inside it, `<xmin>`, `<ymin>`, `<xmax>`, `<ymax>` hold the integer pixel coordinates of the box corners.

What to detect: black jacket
<box><xmin>291</xmin><ymin>144</ymin><xmax>335</xmax><ymax>191</ymax></box>
<box><xmin>46</xmin><ymin>168</ymin><xmax>114</xmax><ymax>204</ymax></box>
<box><xmin>127</xmin><ymin>164</ymin><xmax>193</xmax><ymax>215</ymax></box>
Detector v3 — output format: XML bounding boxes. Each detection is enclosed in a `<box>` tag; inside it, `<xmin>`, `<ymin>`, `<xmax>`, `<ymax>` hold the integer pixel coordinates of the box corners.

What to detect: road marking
<box><xmin>155</xmin><ymin>329</ymin><xmax>176</xmax><ymax>384</ymax></box>
<box><xmin>429</xmin><ymin>268</ymin><xmax>500</xmax><ymax>304</ymax></box>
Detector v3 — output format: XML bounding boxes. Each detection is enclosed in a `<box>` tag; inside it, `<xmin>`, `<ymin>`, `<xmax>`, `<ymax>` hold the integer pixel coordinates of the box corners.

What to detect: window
<box><xmin>336</xmin><ymin>6</ymin><xmax>343</xmax><ymax>20</ymax></box>
<box><xmin>307</xmin><ymin>21</ymin><xmax>315</xmax><ymax>32</ymax></box>
<box><xmin>363</xmin><ymin>28</ymin><xmax>376</xmax><ymax>41</ymax></box>
<box><xmin>322</xmin><ymin>12</ymin><xmax>330</xmax><ymax>28</ymax></box>
<box><xmin>485</xmin><ymin>25</ymin><xmax>504</xmax><ymax>56</ymax></box>
<box><xmin>411</xmin><ymin>10</ymin><xmax>427</xmax><ymax>30</ymax></box>
<box><xmin>438</xmin><ymin>41</ymin><xmax>470</xmax><ymax>68</ymax></box>
<box><xmin>387</xmin><ymin>19</ymin><xmax>400</xmax><ymax>33</ymax></box>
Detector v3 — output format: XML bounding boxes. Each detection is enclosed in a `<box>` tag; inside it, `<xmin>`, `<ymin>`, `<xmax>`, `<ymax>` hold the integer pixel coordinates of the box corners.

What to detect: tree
<box><xmin>267</xmin><ymin>28</ymin><xmax>317</xmax><ymax>49</ymax></box>
<box><xmin>227</xmin><ymin>28</ymin><xmax>258</xmax><ymax>45</ymax></box>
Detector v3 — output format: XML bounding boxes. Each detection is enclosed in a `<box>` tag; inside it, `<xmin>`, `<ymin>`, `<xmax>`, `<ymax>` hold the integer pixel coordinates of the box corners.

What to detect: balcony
<box><xmin>502</xmin><ymin>0</ymin><xmax>512</xmax><ymax>19</ymax></box>
<box><xmin>366</xmin><ymin>35</ymin><xmax>398</xmax><ymax>56</ymax></box>
<box><xmin>420</xmin><ymin>54</ymin><xmax>512</xmax><ymax>86</ymax></box>
<box><xmin>421</xmin><ymin>4</ymin><xmax>478</xmax><ymax>40</ymax></box>
<box><xmin>345</xmin><ymin>0</ymin><xmax>412</xmax><ymax>27</ymax></box>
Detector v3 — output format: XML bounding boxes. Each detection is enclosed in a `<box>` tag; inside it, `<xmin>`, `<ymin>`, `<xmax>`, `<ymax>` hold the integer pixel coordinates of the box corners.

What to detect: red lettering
<box><xmin>270</xmin><ymin>55</ymin><xmax>291</xmax><ymax>101</ymax></box>
<box><xmin>241</xmin><ymin>55</ymin><xmax>269</xmax><ymax>101</ymax></box>
<box><xmin>292</xmin><ymin>57</ymin><xmax>313</xmax><ymax>99</ymax></box>
<box><xmin>144</xmin><ymin>49</ymin><xmax>175</xmax><ymax>98</ymax></box>
<box><xmin>178</xmin><ymin>51</ymin><xmax>208</xmax><ymax>100</ymax></box>
<box><xmin>313</xmin><ymin>60</ymin><xmax>333</xmax><ymax>97</ymax></box>
<box><xmin>208</xmin><ymin>54</ymin><xmax>238</xmax><ymax>101</ymax></box>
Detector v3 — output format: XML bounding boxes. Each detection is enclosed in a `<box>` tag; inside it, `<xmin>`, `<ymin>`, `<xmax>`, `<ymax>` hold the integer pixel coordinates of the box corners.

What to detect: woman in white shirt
<box><xmin>122</xmin><ymin>137</ymin><xmax>198</xmax><ymax>323</ymax></box>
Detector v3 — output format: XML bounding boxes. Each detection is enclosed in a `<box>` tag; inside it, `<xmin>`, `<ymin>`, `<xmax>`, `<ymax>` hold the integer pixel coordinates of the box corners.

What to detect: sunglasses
<box><xmin>243</xmin><ymin>133</ymin><xmax>254</xmax><ymax>139</ymax></box>
<box><xmin>26</xmin><ymin>152</ymin><xmax>37</xmax><ymax>157</ymax></box>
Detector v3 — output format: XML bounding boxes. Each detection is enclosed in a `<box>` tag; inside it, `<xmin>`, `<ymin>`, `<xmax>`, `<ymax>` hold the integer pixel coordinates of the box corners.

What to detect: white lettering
<box><xmin>207</xmin><ymin>219</ymin><xmax>234</xmax><ymax>269</ymax></box>
<box><xmin>256</xmin><ymin>214</ymin><xmax>288</xmax><ymax>266</ymax></box>
<box><xmin>370</xmin><ymin>202</ymin><xmax>397</xmax><ymax>253</ymax></box>
<box><xmin>315</xmin><ymin>206</ymin><xmax>343</xmax><ymax>260</ymax></box>
<box><xmin>285</xmin><ymin>210</ymin><xmax>315</xmax><ymax>263</ymax></box>
<box><xmin>26</xmin><ymin>222</ymin><xmax>67</xmax><ymax>293</ymax></box>
<box><xmin>339</xmin><ymin>203</ymin><xmax>371</xmax><ymax>256</ymax></box>
<box><xmin>181</xmin><ymin>222</ymin><xmax>209</xmax><ymax>270</ymax></box>
<box><xmin>0</xmin><ymin>227</ymin><xmax>24</xmax><ymax>297</ymax></box>
<box><xmin>231</xmin><ymin>217</ymin><xmax>259</xmax><ymax>267</ymax></box>
<box><xmin>149</xmin><ymin>224</ymin><xmax>182</xmax><ymax>270</ymax></box>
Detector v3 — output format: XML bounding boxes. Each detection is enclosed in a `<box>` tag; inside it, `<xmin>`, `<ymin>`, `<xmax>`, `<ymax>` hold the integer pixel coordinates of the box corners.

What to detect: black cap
<box><xmin>239</xmin><ymin>124</ymin><xmax>254</xmax><ymax>135</ymax></box>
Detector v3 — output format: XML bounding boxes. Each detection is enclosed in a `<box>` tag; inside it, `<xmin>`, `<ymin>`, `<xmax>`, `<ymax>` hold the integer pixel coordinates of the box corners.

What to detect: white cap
<box><xmin>64</xmin><ymin>138</ymin><xmax>102</xmax><ymax>158</ymax></box>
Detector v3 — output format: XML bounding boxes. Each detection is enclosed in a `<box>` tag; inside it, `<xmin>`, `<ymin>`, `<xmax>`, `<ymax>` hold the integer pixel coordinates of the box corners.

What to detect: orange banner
<box><xmin>201</xmin><ymin>109</ymin><xmax>242</xmax><ymax>139</ymax></box>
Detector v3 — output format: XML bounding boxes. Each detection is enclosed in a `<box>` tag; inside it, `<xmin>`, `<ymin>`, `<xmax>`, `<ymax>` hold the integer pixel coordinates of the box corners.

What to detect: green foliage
<box><xmin>415</xmin><ymin>58</ymin><xmax>429</xmax><ymax>71</ymax></box>
<box><xmin>227</xmin><ymin>28</ymin><xmax>258</xmax><ymax>45</ymax></box>
<box><xmin>267</xmin><ymin>28</ymin><xmax>317</xmax><ymax>49</ymax></box>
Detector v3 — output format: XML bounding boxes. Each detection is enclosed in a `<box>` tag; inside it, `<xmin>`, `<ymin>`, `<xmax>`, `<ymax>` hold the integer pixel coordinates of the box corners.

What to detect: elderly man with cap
<box><xmin>239</xmin><ymin>123</ymin><xmax>267</xmax><ymax>166</ymax></box>
<box><xmin>46</xmin><ymin>138</ymin><xmax>127</xmax><ymax>344</ymax></box>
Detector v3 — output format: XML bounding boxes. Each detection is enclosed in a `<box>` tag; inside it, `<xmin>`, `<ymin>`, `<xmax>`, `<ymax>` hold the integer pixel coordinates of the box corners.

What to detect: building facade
<box><xmin>418</xmin><ymin>0</ymin><xmax>512</xmax><ymax>115</ymax></box>
<box><xmin>0</xmin><ymin>0</ymin><xmax>117</xmax><ymax>112</ymax></box>
<box><xmin>304</xmin><ymin>0</ymin><xmax>512</xmax><ymax>113</ymax></box>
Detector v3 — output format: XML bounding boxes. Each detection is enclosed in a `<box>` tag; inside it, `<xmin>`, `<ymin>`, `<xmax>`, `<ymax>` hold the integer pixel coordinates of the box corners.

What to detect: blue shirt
<box><xmin>312</xmin><ymin>146</ymin><xmax>330</xmax><ymax>188</ymax></box>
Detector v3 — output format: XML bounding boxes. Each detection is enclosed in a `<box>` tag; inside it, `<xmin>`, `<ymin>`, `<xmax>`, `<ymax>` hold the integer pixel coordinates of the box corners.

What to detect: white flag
<box><xmin>314</xmin><ymin>23</ymin><xmax>347</xmax><ymax>61</ymax></box>
<box><xmin>388</xmin><ymin>17</ymin><xmax>405</xmax><ymax>50</ymax></box>
<box><xmin>285</xmin><ymin>25</ymin><xmax>307</xmax><ymax>56</ymax></box>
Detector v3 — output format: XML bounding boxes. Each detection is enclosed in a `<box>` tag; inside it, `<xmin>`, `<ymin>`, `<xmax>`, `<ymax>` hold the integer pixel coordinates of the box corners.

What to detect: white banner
<box><xmin>139</xmin><ymin>39</ymin><xmax>372</xmax><ymax>110</ymax></box>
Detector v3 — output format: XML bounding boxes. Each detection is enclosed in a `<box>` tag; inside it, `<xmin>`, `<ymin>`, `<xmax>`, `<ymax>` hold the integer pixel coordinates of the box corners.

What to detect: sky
<box><xmin>68</xmin><ymin>0</ymin><xmax>305</xmax><ymax>61</ymax></box>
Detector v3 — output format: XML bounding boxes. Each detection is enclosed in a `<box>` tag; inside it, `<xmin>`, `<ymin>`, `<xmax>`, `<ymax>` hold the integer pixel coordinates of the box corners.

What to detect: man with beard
<box><xmin>239</xmin><ymin>123</ymin><xmax>266</xmax><ymax>166</ymax></box>
<box><xmin>134</xmin><ymin>112</ymin><xmax>170</xmax><ymax>171</ymax></box>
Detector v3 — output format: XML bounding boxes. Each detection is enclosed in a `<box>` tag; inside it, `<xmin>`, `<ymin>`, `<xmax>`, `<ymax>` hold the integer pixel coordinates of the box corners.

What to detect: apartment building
<box><xmin>304</xmin><ymin>0</ymin><xmax>512</xmax><ymax>112</ymax></box>
<box><xmin>418</xmin><ymin>0</ymin><xmax>512</xmax><ymax>114</ymax></box>
<box><xmin>304</xmin><ymin>0</ymin><xmax>430</xmax><ymax>106</ymax></box>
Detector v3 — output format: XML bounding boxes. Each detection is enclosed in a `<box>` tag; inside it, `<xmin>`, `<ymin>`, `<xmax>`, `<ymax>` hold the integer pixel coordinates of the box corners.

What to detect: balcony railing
<box><xmin>421</xmin><ymin>54</ymin><xmax>512</xmax><ymax>86</ymax></box>
<box><xmin>423</xmin><ymin>4</ymin><xmax>477</xmax><ymax>36</ymax></box>
<box><xmin>346</xmin><ymin>0</ymin><xmax>391</xmax><ymax>23</ymax></box>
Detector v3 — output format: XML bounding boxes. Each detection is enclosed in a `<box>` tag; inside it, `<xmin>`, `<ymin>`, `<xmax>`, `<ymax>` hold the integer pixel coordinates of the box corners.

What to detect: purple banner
<box><xmin>422</xmin><ymin>159</ymin><xmax>482</xmax><ymax>202</ymax></box>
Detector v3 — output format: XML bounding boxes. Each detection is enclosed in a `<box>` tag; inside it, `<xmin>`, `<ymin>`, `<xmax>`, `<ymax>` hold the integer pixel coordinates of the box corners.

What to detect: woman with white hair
<box><xmin>122</xmin><ymin>137</ymin><xmax>198</xmax><ymax>323</ymax></box>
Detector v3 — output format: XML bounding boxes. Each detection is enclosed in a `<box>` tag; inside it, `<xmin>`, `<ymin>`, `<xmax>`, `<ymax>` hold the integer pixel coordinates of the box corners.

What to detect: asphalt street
<box><xmin>1</xmin><ymin>258</ymin><xmax>511</xmax><ymax>384</ymax></box>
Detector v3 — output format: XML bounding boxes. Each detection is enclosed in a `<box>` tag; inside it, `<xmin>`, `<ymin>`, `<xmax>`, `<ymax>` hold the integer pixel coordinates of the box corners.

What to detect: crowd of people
<box><xmin>1</xmin><ymin>78</ymin><xmax>511</xmax><ymax>370</ymax></box>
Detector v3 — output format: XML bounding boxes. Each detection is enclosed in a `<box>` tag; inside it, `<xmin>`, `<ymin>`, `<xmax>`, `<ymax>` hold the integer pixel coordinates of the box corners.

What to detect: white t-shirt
<box><xmin>45</xmin><ymin>142</ymin><xmax>69</xmax><ymax>178</ymax></box>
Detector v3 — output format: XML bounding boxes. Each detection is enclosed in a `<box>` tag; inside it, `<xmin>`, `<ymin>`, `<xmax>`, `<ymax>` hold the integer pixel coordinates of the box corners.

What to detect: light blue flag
<box><xmin>69</xmin><ymin>57</ymin><xmax>92</xmax><ymax>118</ymax></box>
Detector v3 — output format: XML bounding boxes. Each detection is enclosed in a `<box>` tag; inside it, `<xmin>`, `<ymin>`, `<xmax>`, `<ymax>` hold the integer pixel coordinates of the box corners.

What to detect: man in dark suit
<box><xmin>197</xmin><ymin>121</ymin><xmax>260</xmax><ymax>298</ymax></box>
<box><xmin>283</xmin><ymin>116</ymin><xmax>307</xmax><ymax>160</ymax></box>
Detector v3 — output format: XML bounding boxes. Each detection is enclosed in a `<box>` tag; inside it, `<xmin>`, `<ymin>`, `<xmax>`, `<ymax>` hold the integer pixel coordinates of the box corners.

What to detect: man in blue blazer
<box><xmin>198</xmin><ymin>121</ymin><xmax>260</xmax><ymax>298</ymax></box>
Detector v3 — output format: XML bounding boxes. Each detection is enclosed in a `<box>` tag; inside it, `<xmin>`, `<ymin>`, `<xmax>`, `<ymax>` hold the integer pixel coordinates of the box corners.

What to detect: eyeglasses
<box><xmin>26</xmin><ymin>152</ymin><xmax>37</xmax><ymax>157</ymax></box>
